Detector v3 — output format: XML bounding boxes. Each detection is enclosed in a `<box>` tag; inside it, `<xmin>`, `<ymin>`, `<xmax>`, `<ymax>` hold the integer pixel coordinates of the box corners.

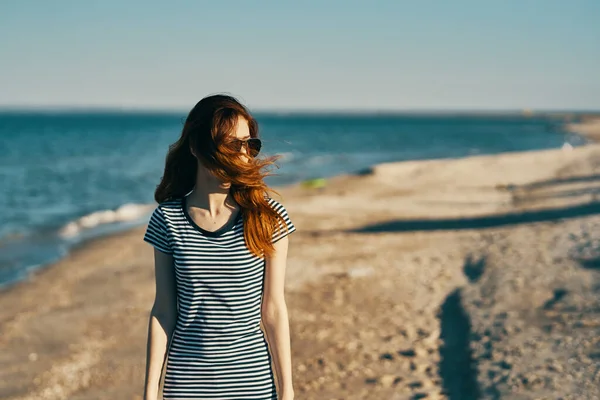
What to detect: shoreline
<box><xmin>566</xmin><ymin>115</ymin><xmax>600</xmax><ymax>142</ymax></box>
<box><xmin>2</xmin><ymin>119</ymin><xmax>600</xmax><ymax>398</ymax></box>
<box><xmin>1</xmin><ymin>116</ymin><xmax>596</xmax><ymax>291</ymax></box>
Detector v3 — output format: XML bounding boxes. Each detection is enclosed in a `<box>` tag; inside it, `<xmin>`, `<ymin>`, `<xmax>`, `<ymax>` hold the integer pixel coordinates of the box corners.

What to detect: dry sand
<box><xmin>568</xmin><ymin>116</ymin><xmax>600</xmax><ymax>141</ymax></box>
<box><xmin>2</xmin><ymin>123</ymin><xmax>600</xmax><ymax>399</ymax></box>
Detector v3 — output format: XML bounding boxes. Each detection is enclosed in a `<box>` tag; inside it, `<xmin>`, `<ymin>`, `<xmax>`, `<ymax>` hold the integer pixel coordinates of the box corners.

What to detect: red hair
<box><xmin>154</xmin><ymin>94</ymin><xmax>287</xmax><ymax>257</ymax></box>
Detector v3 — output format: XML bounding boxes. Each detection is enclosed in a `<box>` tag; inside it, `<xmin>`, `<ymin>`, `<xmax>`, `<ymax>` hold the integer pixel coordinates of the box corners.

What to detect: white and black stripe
<box><xmin>143</xmin><ymin>194</ymin><xmax>296</xmax><ymax>399</ymax></box>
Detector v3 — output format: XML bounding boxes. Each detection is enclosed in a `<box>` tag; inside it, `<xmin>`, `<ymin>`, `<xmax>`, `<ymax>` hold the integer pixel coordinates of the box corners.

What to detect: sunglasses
<box><xmin>231</xmin><ymin>138</ymin><xmax>262</xmax><ymax>157</ymax></box>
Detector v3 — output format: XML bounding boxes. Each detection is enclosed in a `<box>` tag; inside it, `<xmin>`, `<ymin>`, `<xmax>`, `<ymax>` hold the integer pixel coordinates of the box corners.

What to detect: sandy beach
<box><xmin>2</xmin><ymin>119</ymin><xmax>600</xmax><ymax>399</ymax></box>
<box><xmin>568</xmin><ymin>116</ymin><xmax>600</xmax><ymax>142</ymax></box>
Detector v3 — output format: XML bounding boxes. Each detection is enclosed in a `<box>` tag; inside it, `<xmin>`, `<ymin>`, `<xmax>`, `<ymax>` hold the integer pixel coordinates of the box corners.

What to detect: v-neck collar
<box><xmin>181</xmin><ymin>194</ymin><xmax>242</xmax><ymax>237</ymax></box>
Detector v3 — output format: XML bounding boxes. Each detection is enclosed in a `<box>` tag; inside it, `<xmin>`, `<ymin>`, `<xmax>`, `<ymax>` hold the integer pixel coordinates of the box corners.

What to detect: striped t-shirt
<box><xmin>143</xmin><ymin>194</ymin><xmax>296</xmax><ymax>399</ymax></box>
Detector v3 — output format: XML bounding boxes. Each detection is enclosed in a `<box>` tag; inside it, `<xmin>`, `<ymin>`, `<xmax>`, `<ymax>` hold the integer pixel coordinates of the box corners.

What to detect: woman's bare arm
<box><xmin>262</xmin><ymin>235</ymin><xmax>294</xmax><ymax>399</ymax></box>
<box><xmin>143</xmin><ymin>249</ymin><xmax>178</xmax><ymax>400</ymax></box>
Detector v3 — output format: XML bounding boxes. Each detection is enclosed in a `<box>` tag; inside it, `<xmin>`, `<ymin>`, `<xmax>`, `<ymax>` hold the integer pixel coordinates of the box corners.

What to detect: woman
<box><xmin>142</xmin><ymin>94</ymin><xmax>296</xmax><ymax>400</ymax></box>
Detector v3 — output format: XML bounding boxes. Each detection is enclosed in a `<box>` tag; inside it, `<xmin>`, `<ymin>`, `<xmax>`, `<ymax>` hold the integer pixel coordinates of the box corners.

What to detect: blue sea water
<box><xmin>0</xmin><ymin>111</ymin><xmax>587</xmax><ymax>287</ymax></box>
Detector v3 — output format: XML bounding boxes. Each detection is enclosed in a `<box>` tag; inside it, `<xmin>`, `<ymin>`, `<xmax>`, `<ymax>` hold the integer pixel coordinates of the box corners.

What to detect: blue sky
<box><xmin>1</xmin><ymin>1</ymin><xmax>599</xmax><ymax>111</ymax></box>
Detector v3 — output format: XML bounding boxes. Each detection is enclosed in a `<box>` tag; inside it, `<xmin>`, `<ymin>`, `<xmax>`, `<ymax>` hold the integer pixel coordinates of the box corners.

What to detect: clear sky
<box><xmin>1</xmin><ymin>0</ymin><xmax>599</xmax><ymax>111</ymax></box>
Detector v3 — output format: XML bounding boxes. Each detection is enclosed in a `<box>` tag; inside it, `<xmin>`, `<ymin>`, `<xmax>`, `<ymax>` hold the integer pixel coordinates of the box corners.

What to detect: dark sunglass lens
<box><xmin>247</xmin><ymin>139</ymin><xmax>261</xmax><ymax>156</ymax></box>
<box><xmin>230</xmin><ymin>140</ymin><xmax>243</xmax><ymax>151</ymax></box>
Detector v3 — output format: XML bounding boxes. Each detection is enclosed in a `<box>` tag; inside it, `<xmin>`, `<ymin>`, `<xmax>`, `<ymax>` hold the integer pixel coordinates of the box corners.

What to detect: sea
<box><xmin>0</xmin><ymin>111</ymin><xmax>589</xmax><ymax>288</ymax></box>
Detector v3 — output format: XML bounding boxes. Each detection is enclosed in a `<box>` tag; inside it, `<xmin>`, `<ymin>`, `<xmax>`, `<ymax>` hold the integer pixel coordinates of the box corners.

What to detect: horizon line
<box><xmin>0</xmin><ymin>105</ymin><xmax>599</xmax><ymax>116</ymax></box>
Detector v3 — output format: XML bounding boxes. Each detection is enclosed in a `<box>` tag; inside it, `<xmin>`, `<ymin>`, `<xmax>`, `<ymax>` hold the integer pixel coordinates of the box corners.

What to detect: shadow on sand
<box><xmin>438</xmin><ymin>255</ymin><xmax>486</xmax><ymax>400</ymax></box>
<box><xmin>349</xmin><ymin>202</ymin><xmax>600</xmax><ymax>234</ymax></box>
<box><xmin>438</xmin><ymin>289</ymin><xmax>481</xmax><ymax>400</ymax></box>
<box><xmin>349</xmin><ymin>173</ymin><xmax>600</xmax><ymax>234</ymax></box>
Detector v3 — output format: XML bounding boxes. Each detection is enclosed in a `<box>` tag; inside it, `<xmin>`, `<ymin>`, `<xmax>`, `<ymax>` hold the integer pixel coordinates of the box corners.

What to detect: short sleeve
<box><xmin>143</xmin><ymin>205</ymin><xmax>173</xmax><ymax>255</ymax></box>
<box><xmin>268</xmin><ymin>198</ymin><xmax>296</xmax><ymax>244</ymax></box>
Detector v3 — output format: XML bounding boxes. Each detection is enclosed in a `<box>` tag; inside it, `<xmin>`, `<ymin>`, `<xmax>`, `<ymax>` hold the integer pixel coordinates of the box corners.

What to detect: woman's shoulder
<box><xmin>265</xmin><ymin>196</ymin><xmax>289</xmax><ymax>215</ymax></box>
<box><xmin>159</xmin><ymin>197</ymin><xmax>182</xmax><ymax>207</ymax></box>
<box><xmin>151</xmin><ymin>197</ymin><xmax>183</xmax><ymax>224</ymax></box>
<box><xmin>266</xmin><ymin>196</ymin><xmax>285</xmax><ymax>211</ymax></box>
<box><xmin>265</xmin><ymin>196</ymin><xmax>296</xmax><ymax>242</ymax></box>
<box><xmin>156</xmin><ymin>196</ymin><xmax>183</xmax><ymax>211</ymax></box>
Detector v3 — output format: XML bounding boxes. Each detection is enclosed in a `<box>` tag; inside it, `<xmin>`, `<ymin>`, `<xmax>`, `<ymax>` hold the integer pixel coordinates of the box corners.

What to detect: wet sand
<box><xmin>2</xmin><ymin>124</ymin><xmax>600</xmax><ymax>399</ymax></box>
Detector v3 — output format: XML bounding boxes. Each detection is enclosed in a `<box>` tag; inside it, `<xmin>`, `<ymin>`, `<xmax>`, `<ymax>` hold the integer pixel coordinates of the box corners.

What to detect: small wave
<box><xmin>562</xmin><ymin>142</ymin><xmax>574</xmax><ymax>151</ymax></box>
<box><xmin>59</xmin><ymin>203</ymin><xmax>154</xmax><ymax>238</ymax></box>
